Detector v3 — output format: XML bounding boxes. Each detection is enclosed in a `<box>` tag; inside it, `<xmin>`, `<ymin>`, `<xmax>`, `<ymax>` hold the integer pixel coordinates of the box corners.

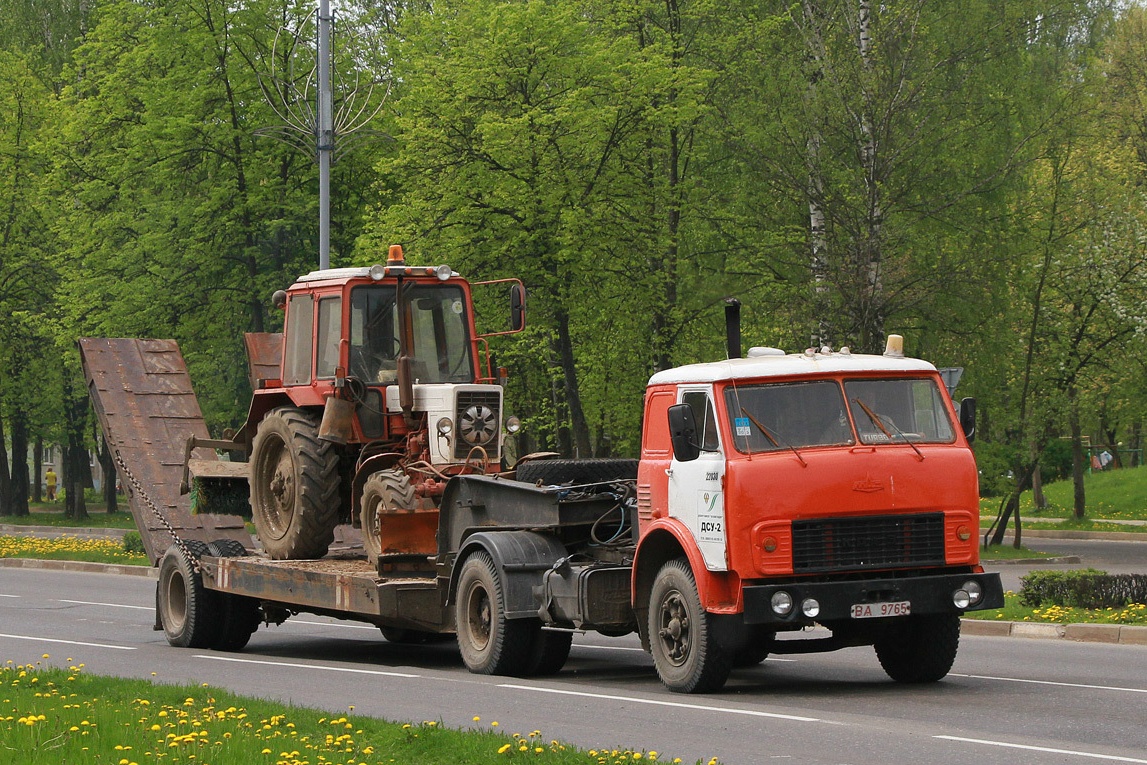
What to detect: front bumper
<box><xmin>742</xmin><ymin>572</ymin><xmax>1004</xmax><ymax>626</ymax></box>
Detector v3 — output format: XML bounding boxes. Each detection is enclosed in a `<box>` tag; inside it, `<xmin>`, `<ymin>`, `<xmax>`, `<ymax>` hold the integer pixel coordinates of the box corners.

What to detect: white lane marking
<box><xmin>951</xmin><ymin>673</ymin><xmax>1147</xmax><ymax>695</ymax></box>
<box><xmin>196</xmin><ymin>654</ymin><xmax>419</xmax><ymax>678</ymax></box>
<box><xmin>936</xmin><ymin>735</ymin><xmax>1147</xmax><ymax>763</ymax></box>
<box><xmin>0</xmin><ymin>594</ymin><xmax>20</xmax><ymax>599</ymax></box>
<box><xmin>499</xmin><ymin>684</ymin><xmax>822</xmax><ymax>722</ymax></box>
<box><xmin>59</xmin><ymin>599</ymin><xmax>151</xmax><ymax>611</ymax></box>
<box><xmin>0</xmin><ymin>633</ymin><xmax>136</xmax><ymax>651</ymax></box>
<box><xmin>568</xmin><ymin>644</ymin><xmax>797</xmax><ymax>662</ymax></box>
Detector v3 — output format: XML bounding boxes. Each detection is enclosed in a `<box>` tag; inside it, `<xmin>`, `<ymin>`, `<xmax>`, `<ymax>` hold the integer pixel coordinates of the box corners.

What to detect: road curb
<box><xmin>0</xmin><ymin>557</ymin><xmax>155</xmax><ymax>578</ymax></box>
<box><xmin>961</xmin><ymin>617</ymin><xmax>1147</xmax><ymax>646</ymax></box>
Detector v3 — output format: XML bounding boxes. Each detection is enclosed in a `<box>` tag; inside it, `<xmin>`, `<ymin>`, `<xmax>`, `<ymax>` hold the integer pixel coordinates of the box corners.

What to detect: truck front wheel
<box><xmin>874</xmin><ymin>613</ymin><xmax>960</xmax><ymax>683</ymax></box>
<box><xmin>648</xmin><ymin>559</ymin><xmax>732</xmax><ymax>693</ymax></box>
<box><xmin>157</xmin><ymin>541</ymin><xmax>220</xmax><ymax>649</ymax></box>
<box><xmin>249</xmin><ymin>407</ymin><xmax>340</xmax><ymax>560</ymax></box>
<box><xmin>455</xmin><ymin>552</ymin><xmax>536</xmax><ymax>676</ymax></box>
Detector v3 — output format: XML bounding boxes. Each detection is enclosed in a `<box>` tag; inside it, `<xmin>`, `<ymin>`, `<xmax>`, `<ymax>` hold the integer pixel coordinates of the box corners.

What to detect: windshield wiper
<box><xmin>740</xmin><ymin>407</ymin><xmax>807</xmax><ymax>467</ymax></box>
<box><xmin>852</xmin><ymin>398</ymin><xmax>924</xmax><ymax>461</ymax></box>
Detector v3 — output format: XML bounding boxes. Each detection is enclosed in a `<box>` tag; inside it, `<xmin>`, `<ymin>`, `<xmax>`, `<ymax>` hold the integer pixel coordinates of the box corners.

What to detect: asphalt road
<box><xmin>2</xmin><ymin>567</ymin><xmax>1146</xmax><ymax>765</ymax></box>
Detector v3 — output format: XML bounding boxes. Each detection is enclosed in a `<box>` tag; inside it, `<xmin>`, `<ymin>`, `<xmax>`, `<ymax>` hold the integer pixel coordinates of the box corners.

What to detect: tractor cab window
<box><xmin>844</xmin><ymin>378</ymin><xmax>955</xmax><ymax>445</ymax></box>
<box><xmin>723</xmin><ymin>381</ymin><xmax>852</xmax><ymax>453</ymax></box>
<box><xmin>349</xmin><ymin>284</ymin><xmax>475</xmax><ymax>384</ymax></box>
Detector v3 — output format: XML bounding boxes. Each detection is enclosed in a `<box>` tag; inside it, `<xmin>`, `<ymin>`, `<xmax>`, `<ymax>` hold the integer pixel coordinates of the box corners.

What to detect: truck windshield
<box><xmin>844</xmin><ymin>378</ymin><xmax>955</xmax><ymax>445</ymax></box>
<box><xmin>723</xmin><ymin>381</ymin><xmax>853</xmax><ymax>453</ymax></box>
<box><xmin>349</xmin><ymin>284</ymin><xmax>475</xmax><ymax>384</ymax></box>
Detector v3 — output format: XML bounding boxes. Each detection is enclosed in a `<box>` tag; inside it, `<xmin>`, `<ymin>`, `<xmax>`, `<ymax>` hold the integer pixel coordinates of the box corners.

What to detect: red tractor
<box><xmin>223</xmin><ymin>245</ymin><xmax>524</xmax><ymax>564</ymax></box>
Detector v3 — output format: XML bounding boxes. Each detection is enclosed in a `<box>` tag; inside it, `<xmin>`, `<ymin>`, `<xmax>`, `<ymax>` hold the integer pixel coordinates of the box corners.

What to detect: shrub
<box><xmin>1020</xmin><ymin>568</ymin><xmax>1147</xmax><ymax>609</ymax></box>
<box><xmin>122</xmin><ymin>530</ymin><xmax>145</xmax><ymax>555</ymax></box>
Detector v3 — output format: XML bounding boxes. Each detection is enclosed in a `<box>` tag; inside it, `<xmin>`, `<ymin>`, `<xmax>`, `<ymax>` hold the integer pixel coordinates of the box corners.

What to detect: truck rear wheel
<box><xmin>360</xmin><ymin>469</ymin><xmax>417</xmax><ymax>564</ymax></box>
<box><xmin>874</xmin><ymin>613</ymin><xmax>960</xmax><ymax>683</ymax></box>
<box><xmin>206</xmin><ymin>539</ymin><xmax>261</xmax><ymax>651</ymax></box>
<box><xmin>648</xmin><ymin>559</ymin><xmax>732</xmax><ymax>693</ymax></box>
<box><xmin>455</xmin><ymin>552</ymin><xmax>535</xmax><ymax>676</ymax></box>
<box><xmin>157</xmin><ymin>541</ymin><xmax>220</xmax><ymax>649</ymax></box>
<box><xmin>250</xmin><ymin>407</ymin><xmax>340</xmax><ymax>560</ymax></box>
<box><xmin>527</xmin><ymin>629</ymin><xmax>573</xmax><ymax>676</ymax></box>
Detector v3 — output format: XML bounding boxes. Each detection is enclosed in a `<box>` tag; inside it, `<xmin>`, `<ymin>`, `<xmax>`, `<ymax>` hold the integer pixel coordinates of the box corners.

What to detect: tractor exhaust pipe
<box><xmin>724</xmin><ymin>298</ymin><xmax>741</xmax><ymax>359</ymax></box>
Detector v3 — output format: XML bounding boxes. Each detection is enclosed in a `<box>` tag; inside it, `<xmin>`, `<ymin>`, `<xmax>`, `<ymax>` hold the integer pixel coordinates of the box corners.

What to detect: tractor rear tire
<box><xmin>874</xmin><ymin>613</ymin><xmax>960</xmax><ymax>683</ymax></box>
<box><xmin>206</xmin><ymin>539</ymin><xmax>261</xmax><ymax>651</ymax></box>
<box><xmin>515</xmin><ymin>458</ymin><xmax>638</xmax><ymax>486</ymax></box>
<box><xmin>250</xmin><ymin>407</ymin><xmax>340</xmax><ymax>560</ymax></box>
<box><xmin>648</xmin><ymin>558</ymin><xmax>732</xmax><ymax>694</ymax></box>
<box><xmin>157</xmin><ymin>541</ymin><xmax>220</xmax><ymax>649</ymax></box>
<box><xmin>360</xmin><ymin>469</ymin><xmax>417</xmax><ymax>565</ymax></box>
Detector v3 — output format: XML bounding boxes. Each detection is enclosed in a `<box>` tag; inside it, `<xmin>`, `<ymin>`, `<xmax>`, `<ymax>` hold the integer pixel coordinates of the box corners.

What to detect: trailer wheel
<box><xmin>379</xmin><ymin>627</ymin><xmax>452</xmax><ymax>644</ymax></box>
<box><xmin>526</xmin><ymin>628</ymin><xmax>573</xmax><ymax>676</ymax></box>
<box><xmin>455</xmin><ymin>552</ymin><xmax>535</xmax><ymax>676</ymax></box>
<box><xmin>157</xmin><ymin>542</ymin><xmax>220</xmax><ymax>649</ymax></box>
<box><xmin>250</xmin><ymin>407</ymin><xmax>340</xmax><ymax>560</ymax></box>
<box><xmin>648</xmin><ymin>559</ymin><xmax>732</xmax><ymax>693</ymax></box>
<box><xmin>515</xmin><ymin>458</ymin><xmax>638</xmax><ymax>486</ymax></box>
<box><xmin>206</xmin><ymin>540</ymin><xmax>261</xmax><ymax>652</ymax></box>
<box><xmin>874</xmin><ymin>614</ymin><xmax>960</xmax><ymax>683</ymax></box>
<box><xmin>360</xmin><ymin>469</ymin><xmax>417</xmax><ymax>564</ymax></box>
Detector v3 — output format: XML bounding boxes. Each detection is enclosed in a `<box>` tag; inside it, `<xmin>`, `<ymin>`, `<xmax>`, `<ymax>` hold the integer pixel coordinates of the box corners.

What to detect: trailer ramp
<box><xmin>79</xmin><ymin>338</ymin><xmax>250</xmax><ymax>565</ymax></box>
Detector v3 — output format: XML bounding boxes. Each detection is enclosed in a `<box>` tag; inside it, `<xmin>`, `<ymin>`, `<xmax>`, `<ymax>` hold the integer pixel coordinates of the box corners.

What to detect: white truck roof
<box><xmin>648</xmin><ymin>350</ymin><xmax>937</xmax><ymax>386</ymax></box>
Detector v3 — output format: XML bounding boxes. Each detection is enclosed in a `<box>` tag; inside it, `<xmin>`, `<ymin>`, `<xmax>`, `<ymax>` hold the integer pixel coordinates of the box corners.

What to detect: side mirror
<box><xmin>667</xmin><ymin>404</ymin><xmax>700</xmax><ymax>463</ymax></box>
<box><xmin>510</xmin><ymin>283</ymin><xmax>526</xmax><ymax>332</ymax></box>
<box><xmin>959</xmin><ymin>397</ymin><xmax>976</xmax><ymax>444</ymax></box>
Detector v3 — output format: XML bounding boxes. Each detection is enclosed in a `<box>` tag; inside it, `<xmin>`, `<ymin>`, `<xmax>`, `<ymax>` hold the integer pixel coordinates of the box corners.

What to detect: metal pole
<box><xmin>317</xmin><ymin>0</ymin><xmax>333</xmax><ymax>270</ymax></box>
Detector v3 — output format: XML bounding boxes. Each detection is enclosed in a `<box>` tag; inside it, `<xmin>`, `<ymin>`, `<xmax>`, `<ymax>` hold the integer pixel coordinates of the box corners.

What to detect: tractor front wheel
<box><xmin>360</xmin><ymin>469</ymin><xmax>417</xmax><ymax>565</ymax></box>
<box><xmin>249</xmin><ymin>407</ymin><xmax>340</xmax><ymax>560</ymax></box>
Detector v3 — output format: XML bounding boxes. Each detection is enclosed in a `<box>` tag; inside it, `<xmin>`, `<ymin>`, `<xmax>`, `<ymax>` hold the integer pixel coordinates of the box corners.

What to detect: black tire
<box><xmin>157</xmin><ymin>541</ymin><xmax>220</xmax><ymax>649</ymax></box>
<box><xmin>516</xmin><ymin>458</ymin><xmax>638</xmax><ymax>486</ymax></box>
<box><xmin>648</xmin><ymin>559</ymin><xmax>732</xmax><ymax>693</ymax></box>
<box><xmin>360</xmin><ymin>469</ymin><xmax>417</xmax><ymax>564</ymax></box>
<box><xmin>874</xmin><ymin>614</ymin><xmax>961</xmax><ymax>683</ymax></box>
<box><xmin>455</xmin><ymin>552</ymin><xmax>536</xmax><ymax>676</ymax></box>
<box><xmin>526</xmin><ymin>628</ymin><xmax>573</xmax><ymax>676</ymax></box>
<box><xmin>731</xmin><ymin>624</ymin><xmax>776</xmax><ymax>668</ymax></box>
<box><xmin>249</xmin><ymin>407</ymin><xmax>340</xmax><ymax>560</ymax></box>
<box><xmin>206</xmin><ymin>540</ymin><xmax>261</xmax><ymax>652</ymax></box>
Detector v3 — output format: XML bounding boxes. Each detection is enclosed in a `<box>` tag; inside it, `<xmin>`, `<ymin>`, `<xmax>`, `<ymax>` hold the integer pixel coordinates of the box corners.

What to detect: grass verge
<box><xmin>978</xmin><ymin>544</ymin><xmax>1055</xmax><ymax>561</ymax></box>
<box><xmin>2</xmin><ymin>507</ymin><xmax>138</xmax><ymax>529</ymax></box>
<box><xmin>0</xmin><ymin>535</ymin><xmax>149</xmax><ymax>566</ymax></box>
<box><xmin>963</xmin><ymin>592</ymin><xmax>1147</xmax><ymax>626</ymax></box>
<box><xmin>2</xmin><ymin>659</ymin><xmax>704</xmax><ymax>765</ymax></box>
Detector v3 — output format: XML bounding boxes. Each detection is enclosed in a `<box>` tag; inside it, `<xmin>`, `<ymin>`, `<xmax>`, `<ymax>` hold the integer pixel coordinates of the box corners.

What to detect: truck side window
<box><xmin>283</xmin><ymin>294</ymin><xmax>314</xmax><ymax>386</ymax></box>
<box><xmin>681</xmin><ymin>391</ymin><xmax>720</xmax><ymax>452</ymax></box>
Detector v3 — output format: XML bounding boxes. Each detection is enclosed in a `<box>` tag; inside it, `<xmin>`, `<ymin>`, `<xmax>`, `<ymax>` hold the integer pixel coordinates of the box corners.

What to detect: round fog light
<box><xmin>770</xmin><ymin>591</ymin><xmax>794</xmax><ymax>616</ymax></box>
<box><xmin>801</xmin><ymin>598</ymin><xmax>820</xmax><ymax>618</ymax></box>
<box><xmin>963</xmin><ymin>579</ymin><xmax>983</xmax><ymax>605</ymax></box>
<box><xmin>952</xmin><ymin>589</ymin><xmax>971</xmax><ymax>609</ymax></box>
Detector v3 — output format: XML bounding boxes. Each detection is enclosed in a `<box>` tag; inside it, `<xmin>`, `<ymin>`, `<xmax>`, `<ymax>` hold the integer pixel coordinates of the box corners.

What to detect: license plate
<box><xmin>851</xmin><ymin>601</ymin><xmax>911</xmax><ymax>619</ymax></box>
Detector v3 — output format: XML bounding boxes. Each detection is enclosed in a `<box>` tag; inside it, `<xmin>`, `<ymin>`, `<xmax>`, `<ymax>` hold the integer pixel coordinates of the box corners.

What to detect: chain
<box><xmin>113</xmin><ymin>450</ymin><xmax>201</xmax><ymax>573</ymax></box>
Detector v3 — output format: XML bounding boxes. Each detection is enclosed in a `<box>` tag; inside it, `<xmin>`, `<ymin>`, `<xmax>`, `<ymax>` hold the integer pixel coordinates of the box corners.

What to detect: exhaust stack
<box><xmin>725</xmin><ymin>298</ymin><xmax>742</xmax><ymax>359</ymax></box>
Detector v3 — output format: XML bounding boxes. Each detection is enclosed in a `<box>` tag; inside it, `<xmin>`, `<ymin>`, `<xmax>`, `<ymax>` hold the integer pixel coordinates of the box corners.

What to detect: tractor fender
<box><xmin>448</xmin><ymin>530</ymin><xmax>568</xmax><ymax>620</ymax></box>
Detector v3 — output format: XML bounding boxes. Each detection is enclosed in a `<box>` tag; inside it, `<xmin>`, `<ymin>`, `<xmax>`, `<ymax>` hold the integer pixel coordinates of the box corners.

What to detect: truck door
<box><xmin>668</xmin><ymin>388</ymin><xmax>727</xmax><ymax>571</ymax></box>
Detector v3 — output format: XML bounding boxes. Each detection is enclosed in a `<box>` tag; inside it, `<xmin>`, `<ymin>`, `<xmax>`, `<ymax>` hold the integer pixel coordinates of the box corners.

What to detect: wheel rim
<box><xmin>257</xmin><ymin>436</ymin><xmax>294</xmax><ymax>538</ymax></box>
<box><xmin>164</xmin><ymin>569</ymin><xmax>187</xmax><ymax>632</ymax></box>
<box><xmin>656</xmin><ymin>589</ymin><xmax>690</xmax><ymax>667</ymax></box>
<box><xmin>463</xmin><ymin>582</ymin><xmax>492</xmax><ymax>653</ymax></box>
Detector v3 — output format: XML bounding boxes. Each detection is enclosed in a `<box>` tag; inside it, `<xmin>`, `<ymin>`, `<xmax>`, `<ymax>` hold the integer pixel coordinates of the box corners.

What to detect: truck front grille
<box><xmin>454</xmin><ymin>390</ymin><xmax>501</xmax><ymax>458</ymax></box>
<box><xmin>791</xmin><ymin>513</ymin><xmax>945</xmax><ymax>573</ymax></box>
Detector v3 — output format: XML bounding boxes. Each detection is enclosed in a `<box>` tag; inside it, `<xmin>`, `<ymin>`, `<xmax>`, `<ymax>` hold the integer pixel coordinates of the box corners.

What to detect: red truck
<box><xmin>82</xmin><ymin>253</ymin><xmax>1002</xmax><ymax>694</ymax></box>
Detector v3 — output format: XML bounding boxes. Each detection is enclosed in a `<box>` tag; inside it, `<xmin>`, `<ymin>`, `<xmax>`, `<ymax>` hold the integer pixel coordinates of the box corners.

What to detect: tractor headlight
<box><xmin>437</xmin><ymin>417</ymin><xmax>454</xmax><ymax>438</ymax></box>
<box><xmin>505</xmin><ymin>416</ymin><xmax>521</xmax><ymax>434</ymax></box>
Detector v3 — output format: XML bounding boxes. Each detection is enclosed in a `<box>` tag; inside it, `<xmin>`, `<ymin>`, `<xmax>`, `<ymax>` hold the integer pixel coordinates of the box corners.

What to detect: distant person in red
<box><xmin>45</xmin><ymin>467</ymin><xmax>58</xmax><ymax>501</ymax></box>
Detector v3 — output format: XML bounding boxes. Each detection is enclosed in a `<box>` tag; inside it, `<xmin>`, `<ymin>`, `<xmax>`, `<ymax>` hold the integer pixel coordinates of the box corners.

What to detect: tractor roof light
<box><xmin>368</xmin><ymin>264</ymin><xmax>386</xmax><ymax>281</ymax></box>
<box><xmin>435</xmin><ymin>264</ymin><xmax>452</xmax><ymax>281</ymax></box>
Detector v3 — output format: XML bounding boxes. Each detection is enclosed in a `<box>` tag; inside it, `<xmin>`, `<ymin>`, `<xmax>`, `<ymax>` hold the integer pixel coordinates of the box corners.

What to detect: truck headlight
<box><xmin>963</xmin><ymin>579</ymin><xmax>983</xmax><ymax>605</ymax></box>
<box><xmin>770</xmin><ymin>591</ymin><xmax>793</xmax><ymax>616</ymax></box>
